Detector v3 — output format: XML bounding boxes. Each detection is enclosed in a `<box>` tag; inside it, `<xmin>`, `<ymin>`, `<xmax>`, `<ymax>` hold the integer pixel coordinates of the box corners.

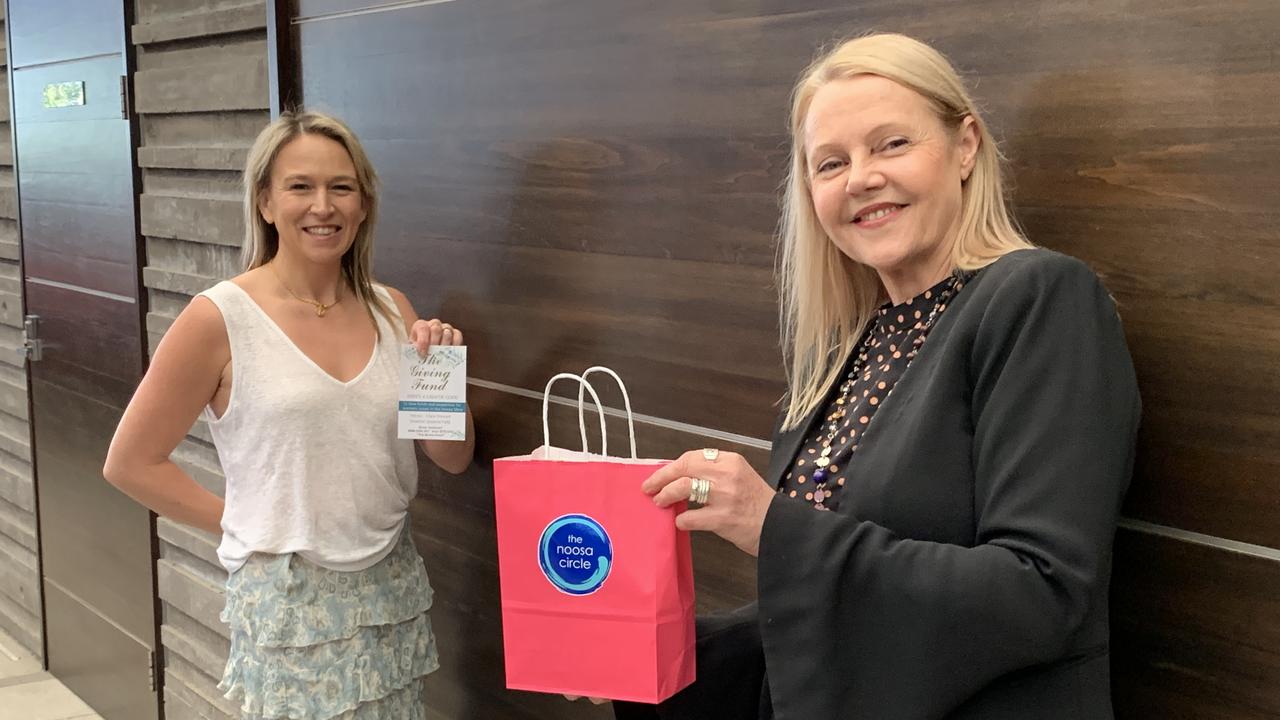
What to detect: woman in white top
<box><xmin>104</xmin><ymin>110</ymin><xmax>473</xmax><ymax>719</ymax></box>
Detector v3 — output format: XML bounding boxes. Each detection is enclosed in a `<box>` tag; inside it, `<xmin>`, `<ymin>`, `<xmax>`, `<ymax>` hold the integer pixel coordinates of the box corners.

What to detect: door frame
<box><xmin>267</xmin><ymin>0</ymin><xmax>298</xmax><ymax>118</ymax></box>
<box><xmin>120</xmin><ymin>0</ymin><xmax>165</xmax><ymax>711</ymax></box>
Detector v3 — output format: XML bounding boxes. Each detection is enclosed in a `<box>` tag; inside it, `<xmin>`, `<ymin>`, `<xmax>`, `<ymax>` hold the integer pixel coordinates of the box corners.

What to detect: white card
<box><xmin>398</xmin><ymin>345</ymin><xmax>467</xmax><ymax>440</ymax></box>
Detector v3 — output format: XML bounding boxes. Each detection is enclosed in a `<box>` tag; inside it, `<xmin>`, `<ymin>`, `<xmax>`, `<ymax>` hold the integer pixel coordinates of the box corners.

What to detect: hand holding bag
<box><xmin>492</xmin><ymin>369</ymin><xmax>697</xmax><ymax>703</ymax></box>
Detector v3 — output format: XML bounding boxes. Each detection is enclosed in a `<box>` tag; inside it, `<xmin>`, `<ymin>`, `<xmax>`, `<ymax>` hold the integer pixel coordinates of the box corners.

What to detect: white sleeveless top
<box><xmin>198</xmin><ymin>281</ymin><xmax>418</xmax><ymax>573</ymax></box>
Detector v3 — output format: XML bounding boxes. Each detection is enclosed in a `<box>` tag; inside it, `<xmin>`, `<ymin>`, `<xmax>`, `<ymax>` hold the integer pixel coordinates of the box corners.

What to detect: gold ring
<box><xmin>702</xmin><ymin>448</ymin><xmax>720</xmax><ymax>462</ymax></box>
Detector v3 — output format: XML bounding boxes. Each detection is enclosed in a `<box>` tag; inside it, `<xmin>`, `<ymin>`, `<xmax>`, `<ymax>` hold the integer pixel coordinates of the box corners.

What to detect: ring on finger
<box><xmin>702</xmin><ymin>448</ymin><xmax>720</xmax><ymax>462</ymax></box>
<box><xmin>689</xmin><ymin>477</ymin><xmax>711</xmax><ymax>505</ymax></box>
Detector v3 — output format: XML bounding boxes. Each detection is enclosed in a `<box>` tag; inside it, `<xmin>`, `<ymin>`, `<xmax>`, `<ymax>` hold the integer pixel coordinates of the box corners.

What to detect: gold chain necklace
<box><xmin>269</xmin><ymin>263</ymin><xmax>341</xmax><ymax>317</ymax></box>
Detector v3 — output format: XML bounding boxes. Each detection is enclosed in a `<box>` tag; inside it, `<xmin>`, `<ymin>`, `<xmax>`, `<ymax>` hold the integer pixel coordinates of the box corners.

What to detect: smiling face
<box><xmin>257</xmin><ymin>132</ymin><xmax>367</xmax><ymax>265</ymax></box>
<box><xmin>803</xmin><ymin>75</ymin><xmax>979</xmax><ymax>301</ymax></box>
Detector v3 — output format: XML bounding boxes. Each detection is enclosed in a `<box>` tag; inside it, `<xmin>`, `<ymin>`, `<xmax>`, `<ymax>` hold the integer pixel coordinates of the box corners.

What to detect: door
<box><xmin>8</xmin><ymin>0</ymin><xmax>158</xmax><ymax>717</ymax></box>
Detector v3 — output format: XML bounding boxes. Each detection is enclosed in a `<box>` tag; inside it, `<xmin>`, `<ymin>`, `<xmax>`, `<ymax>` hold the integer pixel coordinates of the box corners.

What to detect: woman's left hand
<box><xmin>409</xmin><ymin>318</ymin><xmax>464</xmax><ymax>356</ymax></box>
<box><xmin>643</xmin><ymin>449</ymin><xmax>776</xmax><ymax>557</ymax></box>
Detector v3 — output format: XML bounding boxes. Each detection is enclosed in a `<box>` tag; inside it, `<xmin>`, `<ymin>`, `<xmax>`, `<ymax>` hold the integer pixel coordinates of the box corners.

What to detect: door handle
<box><xmin>18</xmin><ymin>314</ymin><xmax>41</xmax><ymax>362</ymax></box>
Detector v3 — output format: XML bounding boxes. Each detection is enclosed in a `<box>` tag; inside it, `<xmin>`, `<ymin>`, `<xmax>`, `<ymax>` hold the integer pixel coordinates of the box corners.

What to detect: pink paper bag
<box><xmin>493</xmin><ymin>370</ymin><xmax>696</xmax><ymax>703</ymax></box>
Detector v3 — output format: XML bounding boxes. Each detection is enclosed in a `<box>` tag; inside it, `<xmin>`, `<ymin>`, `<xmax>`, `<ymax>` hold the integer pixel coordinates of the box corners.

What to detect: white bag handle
<box><xmin>576</xmin><ymin>366</ymin><xmax>638</xmax><ymax>460</ymax></box>
<box><xmin>542</xmin><ymin>373</ymin><xmax>607</xmax><ymax>456</ymax></box>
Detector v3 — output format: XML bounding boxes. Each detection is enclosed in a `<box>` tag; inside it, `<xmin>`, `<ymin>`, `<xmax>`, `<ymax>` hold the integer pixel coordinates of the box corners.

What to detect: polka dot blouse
<box><xmin>778</xmin><ymin>272</ymin><xmax>971</xmax><ymax>511</ymax></box>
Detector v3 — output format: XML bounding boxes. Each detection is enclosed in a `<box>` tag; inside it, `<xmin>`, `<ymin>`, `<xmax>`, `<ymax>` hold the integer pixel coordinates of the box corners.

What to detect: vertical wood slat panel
<box><xmin>132</xmin><ymin>2</ymin><xmax>268</xmax><ymax>717</ymax></box>
<box><xmin>0</xmin><ymin>7</ymin><xmax>39</xmax><ymax>661</ymax></box>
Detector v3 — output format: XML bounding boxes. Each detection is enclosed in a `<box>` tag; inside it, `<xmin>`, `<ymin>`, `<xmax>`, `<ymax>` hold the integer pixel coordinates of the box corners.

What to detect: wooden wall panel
<box><xmin>375</xmin><ymin>236</ymin><xmax>779</xmax><ymax>438</ymax></box>
<box><xmin>0</xmin><ymin>6</ymin><xmax>39</xmax><ymax>662</ymax></box>
<box><xmin>295</xmin><ymin>1</ymin><xmax>1280</xmax><ymax>718</ymax></box>
<box><xmin>132</xmin><ymin>1</ymin><xmax>268</xmax><ymax>718</ymax></box>
<box><xmin>294</xmin><ymin>1</ymin><xmax>1280</xmax><ymax>527</ymax></box>
<box><xmin>1112</xmin><ymin>530</ymin><xmax>1280</xmax><ymax>718</ymax></box>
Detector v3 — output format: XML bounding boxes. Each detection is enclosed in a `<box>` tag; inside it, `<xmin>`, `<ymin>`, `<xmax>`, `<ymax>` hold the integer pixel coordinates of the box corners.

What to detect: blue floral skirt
<box><xmin>218</xmin><ymin>528</ymin><xmax>440</xmax><ymax>719</ymax></box>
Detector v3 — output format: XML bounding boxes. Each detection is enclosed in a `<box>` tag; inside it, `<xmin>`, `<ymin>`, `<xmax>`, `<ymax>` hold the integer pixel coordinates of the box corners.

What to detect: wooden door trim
<box><xmin>118</xmin><ymin>0</ymin><xmax>165</xmax><ymax>715</ymax></box>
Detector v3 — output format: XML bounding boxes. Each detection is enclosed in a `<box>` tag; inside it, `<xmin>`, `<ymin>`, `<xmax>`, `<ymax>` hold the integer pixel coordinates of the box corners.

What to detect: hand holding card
<box><xmin>398</xmin><ymin>345</ymin><xmax>468</xmax><ymax>440</ymax></box>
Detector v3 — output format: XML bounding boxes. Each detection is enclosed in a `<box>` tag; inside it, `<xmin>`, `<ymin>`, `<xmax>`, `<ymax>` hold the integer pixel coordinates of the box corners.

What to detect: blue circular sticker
<box><xmin>538</xmin><ymin>514</ymin><xmax>613</xmax><ymax>596</ymax></box>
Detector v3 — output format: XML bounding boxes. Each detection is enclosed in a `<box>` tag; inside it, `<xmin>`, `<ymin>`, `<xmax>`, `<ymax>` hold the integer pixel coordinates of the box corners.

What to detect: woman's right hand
<box><xmin>563</xmin><ymin>694</ymin><xmax>609</xmax><ymax>705</ymax></box>
<box><xmin>103</xmin><ymin>295</ymin><xmax>230</xmax><ymax>535</ymax></box>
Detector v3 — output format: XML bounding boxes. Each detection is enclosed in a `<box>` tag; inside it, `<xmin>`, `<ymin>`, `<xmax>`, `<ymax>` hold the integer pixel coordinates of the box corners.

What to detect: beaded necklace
<box><xmin>809</xmin><ymin>271</ymin><xmax>970</xmax><ymax>509</ymax></box>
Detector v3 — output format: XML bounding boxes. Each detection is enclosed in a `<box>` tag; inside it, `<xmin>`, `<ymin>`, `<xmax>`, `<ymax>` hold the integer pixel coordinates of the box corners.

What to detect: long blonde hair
<box><xmin>777</xmin><ymin>33</ymin><xmax>1033</xmax><ymax>430</ymax></box>
<box><xmin>241</xmin><ymin>110</ymin><xmax>400</xmax><ymax>337</ymax></box>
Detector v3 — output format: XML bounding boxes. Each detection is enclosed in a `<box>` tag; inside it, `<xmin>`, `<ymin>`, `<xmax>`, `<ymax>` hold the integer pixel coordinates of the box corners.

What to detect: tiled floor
<box><xmin>0</xmin><ymin>629</ymin><xmax>104</xmax><ymax>720</ymax></box>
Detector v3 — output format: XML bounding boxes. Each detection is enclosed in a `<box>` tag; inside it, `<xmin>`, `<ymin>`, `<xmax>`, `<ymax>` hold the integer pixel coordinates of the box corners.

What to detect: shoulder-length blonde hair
<box><xmin>241</xmin><ymin>110</ymin><xmax>400</xmax><ymax>337</ymax></box>
<box><xmin>777</xmin><ymin>33</ymin><xmax>1033</xmax><ymax>430</ymax></box>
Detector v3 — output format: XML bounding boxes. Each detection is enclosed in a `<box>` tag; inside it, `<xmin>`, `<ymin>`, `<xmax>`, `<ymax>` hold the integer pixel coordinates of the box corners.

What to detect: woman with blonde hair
<box><xmin>608</xmin><ymin>33</ymin><xmax>1140</xmax><ymax>719</ymax></box>
<box><xmin>105</xmin><ymin>110</ymin><xmax>473</xmax><ymax>718</ymax></box>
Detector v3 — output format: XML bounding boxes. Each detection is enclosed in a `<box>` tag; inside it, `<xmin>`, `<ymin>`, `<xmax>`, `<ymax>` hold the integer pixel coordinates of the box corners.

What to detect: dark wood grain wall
<box><xmin>286</xmin><ymin>1</ymin><xmax>1280</xmax><ymax>718</ymax></box>
<box><xmin>272</xmin><ymin>1</ymin><xmax>1280</xmax><ymax>718</ymax></box>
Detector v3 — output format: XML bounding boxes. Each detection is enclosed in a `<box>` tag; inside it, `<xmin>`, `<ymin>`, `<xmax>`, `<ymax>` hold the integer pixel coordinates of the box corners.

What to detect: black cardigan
<box><xmin>615</xmin><ymin>248</ymin><xmax>1141</xmax><ymax>720</ymax></box>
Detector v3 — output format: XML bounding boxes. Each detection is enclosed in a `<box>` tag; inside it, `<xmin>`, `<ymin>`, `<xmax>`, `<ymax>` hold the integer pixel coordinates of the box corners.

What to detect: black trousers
<box><xmin>612</xmin><ymin>605</ymin><xmax>771</xmax><ymax>720</ymax></box>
